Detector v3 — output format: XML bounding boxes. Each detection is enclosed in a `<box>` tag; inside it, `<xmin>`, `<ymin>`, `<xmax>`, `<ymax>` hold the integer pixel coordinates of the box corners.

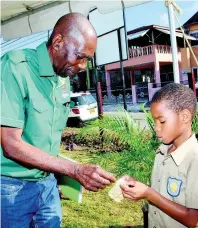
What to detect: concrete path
<box><xmin>103</xmin><ymin>105</ymin><xmax>149</xmax><ymax>130</ymax></box>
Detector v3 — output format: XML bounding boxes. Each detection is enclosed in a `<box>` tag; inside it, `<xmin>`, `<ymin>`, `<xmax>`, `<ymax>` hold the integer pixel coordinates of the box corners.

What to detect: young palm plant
<box><xmin>192</xmin><ymin>112</ymin><xmax>198</xmax><ymax>138</ymax></box>
<box><xmin>77</xmin><ymin>109</ymin><xmax>159</xmax><ymax>184</ymax></box>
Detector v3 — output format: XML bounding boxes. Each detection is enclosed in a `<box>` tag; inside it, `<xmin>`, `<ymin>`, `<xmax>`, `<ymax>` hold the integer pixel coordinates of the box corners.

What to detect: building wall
<box><xmin>181</xmin><ymin>48</ymin><xmax>191</xmax><ymax>71</ymax></box>
<box><xmin>105</xmin><ymin>54</ymin><xmax>156</xmax><ymax>71</ymax></box>
<box><xmin>189</xmin><ymin>24</ymin><xmax>198</xmax><ymax>32</ymax></box>
<box><xmin>191</xmin><ymin>47</ymin><xmax>198</xmax><ymax>68</ymax></box>
<box><xmin>156</xmin><ymin>52</ymin><xmax>181</xmax><ymax>62</ymax></box>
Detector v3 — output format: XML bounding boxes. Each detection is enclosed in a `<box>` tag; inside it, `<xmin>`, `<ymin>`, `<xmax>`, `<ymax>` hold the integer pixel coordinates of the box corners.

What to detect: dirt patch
<box><xmin>61</xmin><ymin>128</ymin><xmax>126</xmax><ymax>152</ymax></box>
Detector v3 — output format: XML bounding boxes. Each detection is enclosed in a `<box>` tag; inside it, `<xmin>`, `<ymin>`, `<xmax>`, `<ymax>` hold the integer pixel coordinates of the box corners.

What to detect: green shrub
<box><xmin>77</xmin><ymin>110</ymin><xmax>159</xmax><ymax>184</ymax></box>
<box><xmin>192</xmin><ymin>112</ymin><xmax>198</xmax><ymax>135</ymax></box>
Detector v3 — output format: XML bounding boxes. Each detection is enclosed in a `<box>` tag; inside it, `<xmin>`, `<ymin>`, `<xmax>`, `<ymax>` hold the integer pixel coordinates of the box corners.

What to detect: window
<box><xmin>193</xmin><ymin>68</ymin><xmax>198</xmax><ymax>82</ymax></box>
<box><xmin>189</xmin><ymin>31</ymin><xmax>198</xmax><ymax>39</ymax></box>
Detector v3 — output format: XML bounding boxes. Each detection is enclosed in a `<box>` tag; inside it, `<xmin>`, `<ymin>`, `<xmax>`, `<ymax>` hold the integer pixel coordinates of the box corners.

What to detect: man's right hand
<box><xmin>1</xmin><ymin>127</ymin><xmax>115</xmax><ymax>192</ymax></box>
<box><xmin>73</xmin><ymin>164</ymin><xmax>116</xmax><ymax>192</ymax></box>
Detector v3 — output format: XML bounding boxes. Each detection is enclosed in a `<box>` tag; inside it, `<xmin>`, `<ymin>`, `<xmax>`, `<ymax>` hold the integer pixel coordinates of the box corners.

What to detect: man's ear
<box><xmin>180</xmin><ymin>109</ymin><xmax>192</xmax><ymax>124</ymax></box>
<box><xmin>52</xmin><ymin>34</ymin><xmax>64</xmax><ymax>51</ymax></box>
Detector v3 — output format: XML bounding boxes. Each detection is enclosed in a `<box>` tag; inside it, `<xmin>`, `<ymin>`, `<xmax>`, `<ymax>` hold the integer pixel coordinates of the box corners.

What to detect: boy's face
<box><xmin>151</xmin><ymin>100</ymin><xmax>185</xmax><ymax>145</ymax></box>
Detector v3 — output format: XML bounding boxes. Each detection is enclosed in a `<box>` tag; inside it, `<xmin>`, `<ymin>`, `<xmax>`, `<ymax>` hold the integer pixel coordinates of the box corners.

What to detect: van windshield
<box><xmin>71</xmin><ymin>94</ymin><xmax>96</xmax><ymax>106</ymax></box>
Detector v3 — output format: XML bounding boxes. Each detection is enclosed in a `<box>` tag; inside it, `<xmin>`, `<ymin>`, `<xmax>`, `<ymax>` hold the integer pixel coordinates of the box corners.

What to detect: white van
<box><xmin>67</xmin><ymin>92</ymin><xmax>98</xmax><ymax>126</ymax></box>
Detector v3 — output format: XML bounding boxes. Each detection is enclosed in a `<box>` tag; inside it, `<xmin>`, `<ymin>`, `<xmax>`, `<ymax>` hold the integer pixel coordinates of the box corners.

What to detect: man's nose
<box><xmin>78</xmin><ymin>62</ymin><xmax>87</xmax><ymax>71</ymax></box>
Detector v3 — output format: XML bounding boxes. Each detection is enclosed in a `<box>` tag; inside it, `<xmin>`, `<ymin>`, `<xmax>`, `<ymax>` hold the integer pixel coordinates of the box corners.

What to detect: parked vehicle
<box><xmin>67</xmin><ymin>92</ymin><xmax>98</xmax><ymax>127</ymax></box>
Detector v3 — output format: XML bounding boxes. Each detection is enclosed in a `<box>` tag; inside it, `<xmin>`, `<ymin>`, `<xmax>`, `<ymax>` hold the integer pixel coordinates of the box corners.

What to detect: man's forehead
<box><xmin>77</xmin><ymin>44</ymin><xmax>95</xmax><ymax>57</ymax></box>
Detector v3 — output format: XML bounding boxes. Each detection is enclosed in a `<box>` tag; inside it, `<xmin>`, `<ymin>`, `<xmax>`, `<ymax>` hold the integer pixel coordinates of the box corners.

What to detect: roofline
<box><xmin>183</xmin><ymin>22</ymin><xmax>198</xmax><ymax>29</ymax></box>
<box><xmin>183</xmin><ymin>12</ymin><xmax>198</xmax><ymax>27</ymax></box>
<box><xmin>127</xmin><ymin>24</ymin><xmax>182</xmax><ymax>35</ymax></box>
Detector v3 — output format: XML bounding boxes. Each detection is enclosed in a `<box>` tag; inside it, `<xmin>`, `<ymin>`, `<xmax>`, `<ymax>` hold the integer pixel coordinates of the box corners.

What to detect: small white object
<box><xmin>108</xmin><ymin>177</ymin><xmax>126</xmax><ymax>202</ymax></box>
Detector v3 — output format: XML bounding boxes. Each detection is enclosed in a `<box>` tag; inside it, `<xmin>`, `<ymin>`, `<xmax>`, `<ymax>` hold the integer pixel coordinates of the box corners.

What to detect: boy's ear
<box><xmin>180</xmin><ymin>109</ymin><xmax>192</xmax><ymax>124</ymax></box>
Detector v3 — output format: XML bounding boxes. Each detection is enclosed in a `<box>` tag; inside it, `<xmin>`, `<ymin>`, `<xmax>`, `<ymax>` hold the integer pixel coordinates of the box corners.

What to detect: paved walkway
<box><xmin>103</xmin><ymin>103</ymin><xmax>141</xmax><ymax>113</ymax></box>
<box><xmin>103</xmin><ymin>104</ymin><xmax>149</xmax><ymax>129</ymax></box>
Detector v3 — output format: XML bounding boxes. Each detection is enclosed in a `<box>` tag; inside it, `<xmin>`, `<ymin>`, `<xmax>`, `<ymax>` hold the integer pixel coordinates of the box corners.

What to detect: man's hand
<box><xmin>1</xmin><ymin>127</ymin><xmax>115</xmax><ymax>192</ymax></box>
<box><xmin>120</xmin><ymin>177</ymin><xmax>149</xmax><ymax>201</ymax></box>
<box><xmin>74</xmin><ymin>164</ymin><xmax>116</xmax><ymax>191</ymax></box>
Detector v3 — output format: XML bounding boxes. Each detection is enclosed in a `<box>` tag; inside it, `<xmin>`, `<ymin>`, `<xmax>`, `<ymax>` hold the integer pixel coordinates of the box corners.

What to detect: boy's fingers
<box><xmin>122</xmin><ymin>175</ymin><xmax>136</xmax><ymax>182</ymax></box>
<box><xmin>122</xmin><ymin>192</ymin><xmax>136</xmax><ymax>200</ymax></box>
<box><xmin>120</xmin><ymin>181</ymin><xmax>136</xmax><ymax>191</ymax></box>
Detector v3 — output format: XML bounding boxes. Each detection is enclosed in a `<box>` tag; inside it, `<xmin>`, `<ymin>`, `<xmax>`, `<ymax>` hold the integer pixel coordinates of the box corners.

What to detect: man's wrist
<box><xmin>71</xmin><ymin>163</ymin><xmax>82</xmax><ymax>180</ymax></box>
<box><xmin>60</xmin><ymin>158</ymin><xmax>82</xmax><ymax>179</ymax></box>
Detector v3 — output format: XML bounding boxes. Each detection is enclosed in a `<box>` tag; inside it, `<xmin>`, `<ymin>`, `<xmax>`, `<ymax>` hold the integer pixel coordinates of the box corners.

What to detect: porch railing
<box><xmin>129</xmin><ymin>45</ymin><xmax>154</xmax><ymax>58</ymax></box>
<box><xmin>156</xmin><ymin>45</ymin><xmax>172</xmax><ymax>54</ymax></box>
<box><xmin>128</xmin><ymin>45</ymin><xmax>175</xmax><ymax>59</ymax></box>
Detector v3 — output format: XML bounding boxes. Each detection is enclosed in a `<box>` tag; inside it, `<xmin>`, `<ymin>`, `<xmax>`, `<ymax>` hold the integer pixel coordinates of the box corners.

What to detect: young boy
<box><xmin>120</xmin><ymin>83</ymin><xmax>198</xmax><ymax>228</ymax></box>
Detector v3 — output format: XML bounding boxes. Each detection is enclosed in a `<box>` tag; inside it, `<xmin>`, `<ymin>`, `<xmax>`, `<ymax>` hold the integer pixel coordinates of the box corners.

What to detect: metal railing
<box><xmin>156</xmin><ymin>45</ymin><xmax>172</xmax><ymax>54</ymax></box>
<box><xmin>129</xmin><ymin>45</ymin><xmax>154</xmax><ymax>58</ymax></box>
<box><xmin>128</xmin><ymin>45</ymin><xmax>177</xmax><ymax>59</ymax></box>
<box><xmin>90</xmin><ymin>88</ymin><xmax>133</xmax><ymax>105</ymax></box>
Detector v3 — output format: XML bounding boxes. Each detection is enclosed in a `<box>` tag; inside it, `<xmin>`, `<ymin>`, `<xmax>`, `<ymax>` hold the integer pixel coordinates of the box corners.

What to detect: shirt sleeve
<box><xmin>185</xmin><ymin>155</ymin><xmax>198</xmax><ymax>209</ymax></box>
<box><xmin>1</xmin><ymin>57</ymin><xmax>26</xmax><ymax>128</ymax></box>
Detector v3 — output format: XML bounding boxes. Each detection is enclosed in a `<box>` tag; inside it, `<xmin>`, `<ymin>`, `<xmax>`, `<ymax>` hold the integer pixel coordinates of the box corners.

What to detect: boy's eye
<box><xmin>160</xmin><ymin>121</ymin><xmax>165</xmax><ymax>124</ymax></box>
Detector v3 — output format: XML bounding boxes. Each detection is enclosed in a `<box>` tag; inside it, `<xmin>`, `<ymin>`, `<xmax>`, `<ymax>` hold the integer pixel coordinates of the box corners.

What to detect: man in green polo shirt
<box><xmin>1</xmin><ymin>13</ymin><xmax>115</xmax><ymax>228</ymax></box>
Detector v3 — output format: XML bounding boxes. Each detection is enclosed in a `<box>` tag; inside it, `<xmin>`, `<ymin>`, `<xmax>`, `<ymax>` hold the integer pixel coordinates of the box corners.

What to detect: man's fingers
<box><xmin>78</xmin><ymin>164</ymin><xmax>116</xmax><ymax>192</ymax></box>
<box><xmin>84</xmin><ymin>183</ymin><xmax>105</xmax><ymax>192</ymax></box>
<box><xmin>91</xmin><ymin>172</ymin><xmax>112</xmax><ymax>185</ymax></box>
<box><xmin>95</xmin><ymin>167</ymin><xmax>116</xmax><ymax>183</ymax></box>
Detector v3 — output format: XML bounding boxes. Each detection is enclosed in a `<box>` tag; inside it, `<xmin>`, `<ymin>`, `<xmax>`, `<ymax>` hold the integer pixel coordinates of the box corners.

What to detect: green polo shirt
<box><xmin>1</xmin><ymin>42</ymin><xmax>71</xmax><ymax>181</ymax></box>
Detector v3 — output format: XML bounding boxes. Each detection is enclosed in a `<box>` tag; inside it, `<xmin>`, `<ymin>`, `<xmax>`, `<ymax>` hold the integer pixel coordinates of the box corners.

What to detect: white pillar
<box><xmin>167</xmin><ymin>2</ymin><xmax>180</xmax><ymax>83</ymax></box>
<box><xmin>131</xmin><ymin>85</ymin><xmax>137</xmax><ymax>104</ymax></box>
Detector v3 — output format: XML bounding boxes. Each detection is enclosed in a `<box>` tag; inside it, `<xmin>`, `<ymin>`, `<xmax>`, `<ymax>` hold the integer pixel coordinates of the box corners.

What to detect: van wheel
<box><xmin>76</xmin><ymin>120</ymin><xmax>85</xmax><ymax>128</ymax></box>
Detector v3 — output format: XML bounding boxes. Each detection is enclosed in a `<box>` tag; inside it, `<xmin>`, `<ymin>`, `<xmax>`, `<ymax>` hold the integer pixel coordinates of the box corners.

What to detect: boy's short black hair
<box><xmin>151</xmin><ymin>83</ymin><xmax>197</xmax><ymax>116</ymax></box>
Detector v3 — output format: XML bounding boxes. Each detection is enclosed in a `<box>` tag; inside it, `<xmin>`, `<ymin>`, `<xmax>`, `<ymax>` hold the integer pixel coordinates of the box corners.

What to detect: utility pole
<box><xmin>93</xmin><ymin>57</ymin><xmax>103</xmax><ymax>116</ymax></box>
<box><xmin>86</xmin><ymin>61</ymin><xmax>90</xmax><ymax>90</ymax></box>
<box><xmin>166</xmin><ymin>0</ymin><xmax>180</xmax><ymax>83</ymax></box>
<box><xmin>47</xmin><ymin>30</ymin><xmax>50</xmax><ymax>39</ymax></box>
<box><xmin>119</xmin><ymin>3</ymin><xmax>128</xmax><ymax>110</ymax></box>
<box><xmin>118</xmin><ymin>29</ymin><xmax>127</xmax><ymax>110</ymax></box>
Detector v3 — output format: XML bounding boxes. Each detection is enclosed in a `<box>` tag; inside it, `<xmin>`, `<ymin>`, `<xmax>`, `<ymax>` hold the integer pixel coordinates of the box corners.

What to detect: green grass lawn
<box><xmin>60</xmin><ymin>147</ymin><xmax>146</xmax><ymax>228</ymax></box>
<box><xmin>59</xmin><ymin>108</ymin><xmax>198</xmax><ymax>227</ymax></box>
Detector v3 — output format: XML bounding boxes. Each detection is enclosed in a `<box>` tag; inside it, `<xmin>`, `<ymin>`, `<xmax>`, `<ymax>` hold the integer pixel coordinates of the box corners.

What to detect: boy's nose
<box><xmin>154</xmin><ymin>125</ymin><xmax>160</xmax><ymax>132</ymax></box>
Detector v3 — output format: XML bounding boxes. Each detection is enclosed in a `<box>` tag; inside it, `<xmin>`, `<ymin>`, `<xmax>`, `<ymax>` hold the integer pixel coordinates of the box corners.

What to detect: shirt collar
<box><xmin>157</xmin><ymin>134</ymin><xmax>197</xmax><ymax>166</ymax></box>
<box><xmin>156</xmin><ymin>144</ymin><xmax>168</xmax><ymax>155</ymax></box>
<box><xmin>36</xmin><ymin>42</ymin><xmax>54</xmax><ymax>77</ymax></box>
<box><xmin>171</xmin><ymin>134</ymin><xmax>197</xmax><ymax>166</ymax></box>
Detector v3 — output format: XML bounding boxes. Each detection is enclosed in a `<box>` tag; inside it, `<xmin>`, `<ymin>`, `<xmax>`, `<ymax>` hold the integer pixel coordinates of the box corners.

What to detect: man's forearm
<box><xmin>3</xmin><ymin>137</ymin><xmax>80</xmax><ymax>178</ymax></box>
<box><xmin>147</xmin><ymin>187</ymin><xmax>198</xmax><ymax>227</ymax></box>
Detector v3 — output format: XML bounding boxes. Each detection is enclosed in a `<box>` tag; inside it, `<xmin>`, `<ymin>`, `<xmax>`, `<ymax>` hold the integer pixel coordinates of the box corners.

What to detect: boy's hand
<box><xmin>121</xmin><ymin>175</ymin><xmax>136</xmax><ymax>184</ymax></box>
<box><xmin>120</xmin><ymin>179</ymin><xmax>150</xmax><ymax>200</ymax></box>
